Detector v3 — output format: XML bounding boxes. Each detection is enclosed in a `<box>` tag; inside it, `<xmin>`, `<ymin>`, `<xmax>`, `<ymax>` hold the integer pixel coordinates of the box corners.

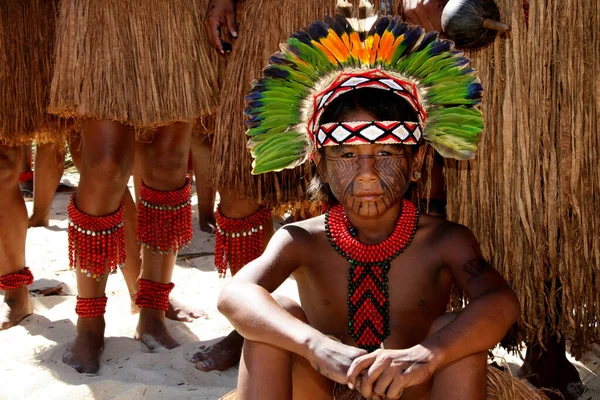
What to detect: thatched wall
<box><xmin>445</xmin><ymin>0</ymin><xmax>599</xmax><ymax>358</ymax></box>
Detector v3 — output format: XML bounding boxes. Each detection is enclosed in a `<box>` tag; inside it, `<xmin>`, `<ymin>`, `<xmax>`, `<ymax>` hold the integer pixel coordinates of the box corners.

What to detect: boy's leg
<box><xmin>238</xmin><ymin>295</ymin><xmax>333</xmax><ymax>400</ymax></box>
<box><xmin>427</xmin><ymin>314</ymin><xmax>487</xmax><ymax>400</ymax></box>
<box><xmin>133</xmin><ymin>121</ymin><xmax>192</xmax><ymax>350</ymax></box>
<box><xmin>0</xmin><ymin>144</ymin><xmax>33</xmax><ymax>329</ymax></box>
<box><xmin>29</xmin><ymin>142</ymin><xmax>66</xmax><ymax>227</ymax></box>
<box><xmin>64</xmin><ymin>119</ymin><xmax>135</xmax><ymax>373</ymax></box>
<box><xmin>190</xmin><ymin>133</ymin><xmax>216</xmax><ymax>233</ymax></box>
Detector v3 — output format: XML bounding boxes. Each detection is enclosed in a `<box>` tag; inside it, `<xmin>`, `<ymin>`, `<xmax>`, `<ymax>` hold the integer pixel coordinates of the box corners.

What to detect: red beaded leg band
<box><xmin>137</xmin><ymin>176</ymin><xmax>193</xmax><ymax>254</ymax></box>
<box><xmin>68</xmin><ymin>195</ymin><xmax>126</xmax><ymax>280</ymax></box>
<box><xmin>134</xmin><ymin>279</ymin><xmax>174</xmax><ymax>311</ymax></box>
<box><xmin>75</xmin><ymin>296</ymin><xmax>108</xmax><ymax>318</ymax></box>
<box><xmin>0</xmin><ymin>267</ymin><xmax>34</xmax><ymax>290</ymax></box>
<box><xmin>215</xmin><ymin>205</ymin><xmax>272</xmax><ymax>277</ymax></box>
<box><xmin>19</xmin><ymin>171</ymin><xmax>34</xmax><ymax>183</ymax></box>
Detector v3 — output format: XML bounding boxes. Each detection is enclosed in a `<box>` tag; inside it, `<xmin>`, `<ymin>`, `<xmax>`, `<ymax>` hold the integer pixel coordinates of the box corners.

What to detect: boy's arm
<box><xmin>347</xmin><ymin>224</ymin><xmax>520</xmax><ymax>397</ymax></box>
<box><xmin>217</xmin><ymin>224</ymin><xmax>366</xmax><ymax>383</ymax></box>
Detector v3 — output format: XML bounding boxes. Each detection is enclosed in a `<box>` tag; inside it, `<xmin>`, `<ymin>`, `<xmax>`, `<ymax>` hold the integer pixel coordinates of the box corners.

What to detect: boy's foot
<box><xmin>134</xmin><ymin>309</ymin><xmax>180</xmax><ymax>351</ymax></box>
<box><xmin>0</xmin><ymin>285</ymin><xmax>34</xmax><ymax>330</ymax></box>
<box><xmin>198</xmin><ymin>213</ymin><xmax>216</xmax><ymax>234</ymax></box>
<box><xmin>129</xmin><ymin>297</ymin><xmax>208</xmax><ymax>322</ymax></box>
<box><xmin>28</xmin><ymin>215</ymin><xmax>50</xmax><ymax>228</ymax></box>
<box><xmin>192</xmin><ymin>330</ymin><xmax>244</xmax><ymax>371</ymax></box>
<box><xmin>63</xmin><ymin>316</ymin><xmax>105</xmax><ymax>374</ymax></box>
<box><xmin>166</xmin><ymin>297</ymin><xmax>208</xmax><ymax>322</ymax></box>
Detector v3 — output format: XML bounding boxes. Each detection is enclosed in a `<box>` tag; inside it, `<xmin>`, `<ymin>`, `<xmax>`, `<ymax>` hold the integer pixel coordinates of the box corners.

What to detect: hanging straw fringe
<box><xmin>445</xmin><ymin>0</ymin><xmax>599</xmax><ymax>357</ymax></box>
<box><xmin>210</xmin><ymin>0</ymin><xmax>392</xmax><ymax>207</ymax></box>
<box><xmin>49</xmin><ymin>0</ymin><xmax>218</xmax><ymax>133</ymax></box>
<box><xmin>0</xmin><ymin>0</ymin><xmax>66</xmax><ymax>147</ymax></box>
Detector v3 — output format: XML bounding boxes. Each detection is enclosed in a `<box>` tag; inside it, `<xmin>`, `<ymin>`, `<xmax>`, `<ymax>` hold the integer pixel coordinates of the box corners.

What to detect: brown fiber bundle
<box><xmin>445</xmin><ymin>0</ymin><xmax>599</xmax><ymax>357</ymax></box>
<box><xmin>49</xmin><ymin>0</ymin><xmax>218</xmax><ymax>132</ymax></box>
<box><xmin>0</xmin><ymin>0</ymin><xmax>65</xmax><ymax>147</ymax></box>
<box><xmin>210</xmin><ymin>0</ymin><xmax>393</xmax><ymax>207</ymax></box>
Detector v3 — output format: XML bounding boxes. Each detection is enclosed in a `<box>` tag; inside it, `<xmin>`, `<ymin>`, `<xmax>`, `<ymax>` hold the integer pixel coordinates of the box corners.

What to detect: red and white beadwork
<box><xmin>316</xmin><ymin>120</ymin><xmax>422</xmax><ymax>148</ymax></box>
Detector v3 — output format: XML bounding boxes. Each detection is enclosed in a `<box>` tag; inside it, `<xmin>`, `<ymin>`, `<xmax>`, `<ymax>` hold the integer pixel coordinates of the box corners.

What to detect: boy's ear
<box><xmin>410</xmin><ymin>145</ymin><xmax>428</xmax><ymax>182</ymax></box>
<box><xmin>311</xmin><ymin>150</ymin><xmax>328</xmax><ymax>183</ymax></box>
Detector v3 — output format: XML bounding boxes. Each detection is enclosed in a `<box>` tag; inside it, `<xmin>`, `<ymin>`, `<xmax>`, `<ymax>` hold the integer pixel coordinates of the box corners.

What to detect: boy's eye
<box><xmin>376</xmin><ymin>151</ymin><xmax>392</xmax><ymax>157</ymax></box>
<box><xmin>340</xmin><ymin>152</ymin><xmax>356</xmax><ymax>158</ymax></box>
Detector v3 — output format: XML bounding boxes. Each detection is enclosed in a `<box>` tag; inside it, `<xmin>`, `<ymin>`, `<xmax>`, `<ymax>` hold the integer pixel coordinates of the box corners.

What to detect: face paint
<box><xmin>323</xmin><ymin>144</ymin><xmax>412</xmax><ymax>217</ymax></box>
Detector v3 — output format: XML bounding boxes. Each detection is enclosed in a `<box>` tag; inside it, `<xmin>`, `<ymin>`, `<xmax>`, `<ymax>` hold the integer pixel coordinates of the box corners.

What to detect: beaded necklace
<box><xmin>324</xmin><ymin>199</ymin><xmax>419</xmax><ymax>352</ymax></box>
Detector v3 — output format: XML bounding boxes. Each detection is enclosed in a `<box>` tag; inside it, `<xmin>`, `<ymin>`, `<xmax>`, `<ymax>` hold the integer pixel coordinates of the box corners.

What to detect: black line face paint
<box><xmin>323</xmin><ymin>144</ymin><xmax>412</xmax><ymax>218</ymax></box>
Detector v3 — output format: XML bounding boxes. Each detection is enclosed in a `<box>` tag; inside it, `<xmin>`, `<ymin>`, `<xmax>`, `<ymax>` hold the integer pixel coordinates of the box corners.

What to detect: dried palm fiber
<box><xmin>0</xmin><ymin>0</ymin><xmax>68</xmax><ymax>147</ymax></box>
<box><xmin>210</xmin><ymin>0</ymin><xmax>399</xmax><ymax>208</ymax></box>
<box><xmin>49</xmin><ymin>0</ymin><xmax>219</xmax><ymax>137</ymax></box>
<box><xmin>445</xmin><ymin>0</ymin><xmax>599</xmax><ymax>358</ymax></box>
<box><xmin>217</xmin><ymin>366</ymin><xmax>551</xmax><ymax>400</ymax></box>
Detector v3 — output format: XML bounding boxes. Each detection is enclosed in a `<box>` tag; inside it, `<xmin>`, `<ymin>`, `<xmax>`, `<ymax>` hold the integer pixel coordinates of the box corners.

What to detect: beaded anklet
<box><xmin>214</xmin><ymin>206</ymin><xmax>271</xmax><ymax>277</ymax></box>
<box><xmin>137</xmin><ymin>176</ymin><xmax>192</xmax><ymax>254</ymax></box>
<box><xmin>0</xmin><ymin>267</ymin><xmax>34</xmax><ymax>290</ymax></box>
<box><xmin>75</xmin><ymin>296</ymin><xmax>108</xmax><ymax>318</ymax></box>
<box><xmin>134</xmin><ymin>279</ymin><xmax>175</xmax><ymax>311</ymax></box>
<box><xmin>67</xmin><ymin>195</ymin><xmax>126</xmax><ymax>280</ymax></box>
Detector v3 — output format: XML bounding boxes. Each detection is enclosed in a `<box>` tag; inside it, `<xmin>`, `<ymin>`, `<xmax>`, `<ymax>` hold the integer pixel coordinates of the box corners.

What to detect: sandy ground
<box><xmin>0</xmin><ymin>172</ymin><xmax>598</xmax><ymax>400</ymax></box>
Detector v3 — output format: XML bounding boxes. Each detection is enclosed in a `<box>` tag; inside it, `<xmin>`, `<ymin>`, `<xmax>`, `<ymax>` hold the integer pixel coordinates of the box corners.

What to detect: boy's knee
<box><xmin>428</xmin><ymin>312</ymin><xmax>458</xmax><ymax>336</ymax></box>
<box><xmin>86</xmin><ymin>156</ymin><xmax>132</xmax><ymax>187</ymax></box>
<box><xmin>271</xmin><ymin>294</ymin><xmax>308</xmax><ymax>323</ymax></box>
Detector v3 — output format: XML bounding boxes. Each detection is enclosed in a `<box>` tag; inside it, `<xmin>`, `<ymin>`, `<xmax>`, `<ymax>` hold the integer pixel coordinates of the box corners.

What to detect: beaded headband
<box><xmin>245</xmin><ymin>1</ymin><xmax>484</xmax><ymax>175</ymax></box>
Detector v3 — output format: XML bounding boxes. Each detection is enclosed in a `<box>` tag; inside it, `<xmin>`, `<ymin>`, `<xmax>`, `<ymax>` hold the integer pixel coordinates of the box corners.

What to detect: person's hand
<box><xmin>403</xmin><ymin>0</ymin><xmax>448</xmax><ymax>32</ymax></box>
<box><xmin>204</xmin><ymin>0</ymin><xmax>238</xmax><ymax>54</ymax></box>
<box><xmin>306</xmin><ymin>336</ymin><xmax>368</xmax><ymax>384</ymax></box>
<box><xmin>346</xmin><ymin>345</ymin><xmax>439</xmax><ymax>399</ymax></box>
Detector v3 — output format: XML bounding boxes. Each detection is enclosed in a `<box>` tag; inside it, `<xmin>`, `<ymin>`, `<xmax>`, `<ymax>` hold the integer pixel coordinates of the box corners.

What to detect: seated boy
<box><xmin>218</xmin><ymin>8</ymin><xmax>520</xmax><ymax>400</ymax></box>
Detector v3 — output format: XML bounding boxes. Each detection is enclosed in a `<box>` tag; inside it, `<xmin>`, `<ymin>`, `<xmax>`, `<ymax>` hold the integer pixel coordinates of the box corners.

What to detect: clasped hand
<box><xmin>346</xmin><ymin>345</ymin><xmax>438</xmax><ymax>399</ymax></box>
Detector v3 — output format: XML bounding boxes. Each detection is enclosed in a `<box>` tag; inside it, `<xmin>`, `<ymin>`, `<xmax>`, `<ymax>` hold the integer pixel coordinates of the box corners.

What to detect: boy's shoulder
<box><xmin>418</xmin><ymin>213</ymin><xmax>476</xmax><ymax>249</ymax></box>
<box><xmin>273</xmin><ymin>214</ymin><xmax>327</xmax><ymax>246</ymax></box>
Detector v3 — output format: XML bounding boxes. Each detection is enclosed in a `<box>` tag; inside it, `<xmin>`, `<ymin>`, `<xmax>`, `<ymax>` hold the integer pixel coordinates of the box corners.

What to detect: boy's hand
<box><xmin>204</xmin><ymin>0</ymin><xmax>238</xmax><ymax>54</ymax></box>
<box><xmin>346</xmin><ymin>345</ymin><xmax>438</xmax><ymax>399</ymax></box>
<box><xmin>307</xmin><ymin>336</ymin><xmax>368</xmax><ymax>384</ymax></box>
<box><xmin>403</xmin><ymin>0</ymin><xmax>448</xmax><ymax>32</ymax></box>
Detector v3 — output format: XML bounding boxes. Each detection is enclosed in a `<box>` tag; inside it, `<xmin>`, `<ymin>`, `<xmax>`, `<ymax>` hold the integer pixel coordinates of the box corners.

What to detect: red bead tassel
<box><xmin>75</xmin><ymin>296</ymin><xmax>108</xmax><ymax>318</ymax></box>
<box><xmin>214</xmin><ymin>205</ymin><xmax>271</xmax><ymax>277</ymax></box>
<box><xmin>0</xmin><ymin>267</ymin><xmax>34</xmax><ymax>290</ymax></box>
<box><xmin>134</xmin><ymin>279</ymin><xmax>174</xmax><ymax>311</ymax></box>
<box><xmin>19</xmin><ymin>171</ymin><xmax>34</xmax><ymax>183</ymax></box>
<box><xmin>67</xmin><ymin>195</ymin><xmax>126</xmax><ymax>280</ymax></box>
<box><xmin>137</xmin><ymin>176</ymin><xmax>193</xmax><ymax>254</ymax></box>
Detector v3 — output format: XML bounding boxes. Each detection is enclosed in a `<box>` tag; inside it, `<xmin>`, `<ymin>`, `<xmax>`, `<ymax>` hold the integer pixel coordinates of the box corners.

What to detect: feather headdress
<box><xmin>245</xmin><ymin>0</ymin><xmax>483</xmax><ymax>174</ymax></box>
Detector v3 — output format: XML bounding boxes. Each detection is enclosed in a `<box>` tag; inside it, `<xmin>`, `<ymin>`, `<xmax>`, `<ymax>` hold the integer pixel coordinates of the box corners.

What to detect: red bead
<box><xmin>134</xmin><ymin>279</ymin><xmax>175</xmax><ymax>312</ymax></box>
<box><xmin>76</xmin><ymin>296</ymin><xmax>108</xmax><ymax>318</ymax></box>
<box><xmin>0</xmin><ymin>267</ymin><xmax>34</xmax><ymax>290</ymax></box>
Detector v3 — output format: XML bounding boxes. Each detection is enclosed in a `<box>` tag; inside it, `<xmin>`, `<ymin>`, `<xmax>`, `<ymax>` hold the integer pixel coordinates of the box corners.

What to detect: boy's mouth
<box><xmin>353</xmin><ymin>192</ymin><xmax>383</xmax><ymax>201</ymax></box>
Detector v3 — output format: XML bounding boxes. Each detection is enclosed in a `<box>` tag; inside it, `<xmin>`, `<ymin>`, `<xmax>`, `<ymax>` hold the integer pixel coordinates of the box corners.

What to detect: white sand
<box><xmin>0</xmin><ymin>173</ymin><xmax>598</xmax><ymax>400</ymax></box>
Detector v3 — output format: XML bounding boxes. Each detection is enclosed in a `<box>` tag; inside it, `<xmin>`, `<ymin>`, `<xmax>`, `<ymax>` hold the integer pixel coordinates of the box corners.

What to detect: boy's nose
<box><xmin>355</xmin><ymin>157</ymin><xmax>378</xmax><ymax>183</ymax></box>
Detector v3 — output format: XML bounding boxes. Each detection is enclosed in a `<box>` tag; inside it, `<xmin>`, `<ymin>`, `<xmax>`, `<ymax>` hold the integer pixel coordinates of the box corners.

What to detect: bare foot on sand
<box><xmin>166</xmin><ymin>297</ymin><xmax>208</xmax><ymax>322</ymax></box>
<box><xmin>28</xmin><ymin>215</ymin><xmax>49</xmax><ymax>228</ymax></box>
<box><xmin>134</xmin><ymin>308</ymin><xmax>180</xmax><ymax>351</ymax></box>
<box><xmin>63</xmin><ymin>317</ymin><xmax>105</xmax><ymax>374</ymax></box>
<box><xmin>0</xmin><ymin>285</ymin><xmax>33</xmax><ymax>330</ymax></box>
<box><xmin>198</xmin><ymin>213</ymin><xmax>216</xmax><ymax>234</ymax></box>
<box><xmin>129</xmin><ymin>297</ymin><xmax>208</xmax><ymax>322</ymax></box>
<box><xmin>192</xmin><ymin>330</ymin><xmax>244</xmax><ymax>372</ymax></box>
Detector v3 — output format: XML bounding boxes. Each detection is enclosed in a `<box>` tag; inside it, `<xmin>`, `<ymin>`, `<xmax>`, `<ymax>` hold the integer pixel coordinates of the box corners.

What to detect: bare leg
<box><xmin>237</xmin><ymin>295</ymin><xmax>332</xmax><ymax>400</ymax></box>
<box><xmin>133</xmin><ymin>122</ymin><xmax>192</xmax><ymax>351</ymax></box>
<box><xmin>0</xmin><ymin>145</ymin><xmax>33</xmax><ymax>329</ymax></box>
<box><xmin>190</xmin><ymin>133</ymin><xmax>216</xmax><ymax>233</ymax></box>
<box><xmin>63</xmin><ymin>120</ymin><xmax>135</xmax><ymax>374</ymax></box>
<box><xmin>194</xmin><ymin>191</ymin><xmax>275</xmax><ymax>371</ymax></box>
<box><xmin>29</xmin><ymin>142</ymin><xmax>66</xmax><ymax>227</ymax></box>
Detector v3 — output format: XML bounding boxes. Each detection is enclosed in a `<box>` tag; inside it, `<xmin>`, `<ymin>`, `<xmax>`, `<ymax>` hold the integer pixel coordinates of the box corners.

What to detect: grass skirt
<box><xmin>0</xmin><ymin>0</ymin><xmax>65</xmax><ymax>147</ymax></box>
<box><xmin>49</xmin><ymin>0</ymin><xmax>219</xmax><ymax>131</ymax></box>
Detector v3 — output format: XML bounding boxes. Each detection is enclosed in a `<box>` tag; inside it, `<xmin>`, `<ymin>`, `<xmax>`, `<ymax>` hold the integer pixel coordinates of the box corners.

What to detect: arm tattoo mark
<box><xmin>462</xmin><ymin>246</ymin><xmax>491</xmax><ymax>284</ymax></box>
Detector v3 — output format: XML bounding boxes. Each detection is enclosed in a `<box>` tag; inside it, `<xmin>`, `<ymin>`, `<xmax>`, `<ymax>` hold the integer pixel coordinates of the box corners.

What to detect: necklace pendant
<box><xmin>347</xmin><ymin>260</ymin><xmax>390</xmax><ymax>352</ymax></box>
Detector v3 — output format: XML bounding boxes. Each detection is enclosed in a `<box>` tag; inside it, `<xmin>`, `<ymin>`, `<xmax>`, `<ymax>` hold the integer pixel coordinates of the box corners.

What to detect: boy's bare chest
<box><xmin>294</xmin><ymin>239</ymin><xmax>453</xmax><ymax>345</ymax></box>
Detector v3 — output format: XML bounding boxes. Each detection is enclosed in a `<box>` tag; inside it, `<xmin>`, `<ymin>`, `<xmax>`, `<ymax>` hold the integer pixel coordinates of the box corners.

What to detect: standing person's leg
<box><xmin>133</xmin><ymin>122</ymin><xmax>193</xmax><ymax>350</ymax></box>
<box><xmin>0</xmin><ymin>144</ymin><xmax>33</xmax><ymax>329</ymax></box>
<box><xmin>62</xmin><ymin>119</ymin><xmax>135</xmax><ymax>374</ymax></box>
<box><xmin>19</xmin><ymin>145</ymin><xmax>33</xmax><ymax>198</ymax></box>
<box><xmin>190</xmin><ymin>133</ymin><xmax>216</xmax><ymax>233</ymax></box>
<box><xmin>29</xmin><ymin>141</ymin><xmax>67</xmax><ymax>227</ymax></box>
